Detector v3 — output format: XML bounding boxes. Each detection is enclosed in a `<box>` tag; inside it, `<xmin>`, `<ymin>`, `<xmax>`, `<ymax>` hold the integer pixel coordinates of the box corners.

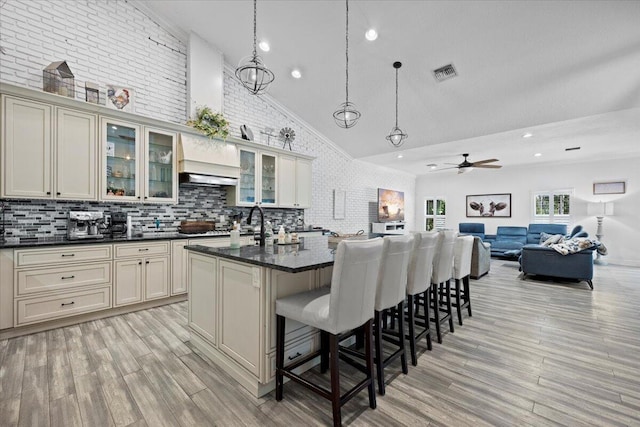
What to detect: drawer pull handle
<box><xmin>288</xmin><ymin>352</ymin><xmax>302</xmax><ymax>361</ymax></box>
<box><xmin>61</xmin><ymin>301</ymin><xmax>75</xmax><ymax>307</ymax></box>
<box><xmin>139</xmin><ymin>248</ymin><xmax>149</xmax><ymax>252</ymax></box>
<box><xmin>61</xmin><ymin>275</ymin><xmax>75</xmax><ymax>280</ymax></box>
<box><xmin>61</xmin><ymin>254</ymin><xmax>75</xmax><ymax>257</ymax></box>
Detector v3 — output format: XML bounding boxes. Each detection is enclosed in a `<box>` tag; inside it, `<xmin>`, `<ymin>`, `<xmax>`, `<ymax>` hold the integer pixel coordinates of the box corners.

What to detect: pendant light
<box><xmin>386</xmin><ymin>61</ymin><xmax>408</xmax><ymax>147</ymax></box>
<box><xmin>235</xmin><ymin>0</ymin><xmax>275</xmax><ymax>95</ymax></box>
<box><xmin>333</xmin><ymin>0</ymin><xmax>361</xmax><ymax>128</ymax></box>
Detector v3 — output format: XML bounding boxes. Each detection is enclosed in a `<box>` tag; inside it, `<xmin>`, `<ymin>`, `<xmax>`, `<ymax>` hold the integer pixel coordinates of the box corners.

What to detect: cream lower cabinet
<box><xmin>187</xmin><ymin>250</ymin><xmax>328</xmax><ymax>397</ymax></box>
<box><xmin>114</xmin><ymin>242</ymin><xmax>169</xmax><ymax>306</ymax></box>
<box><xmin>171</xmin><ymin>240</ymin><xmax>189</xmax><ymax>295</ymax></box>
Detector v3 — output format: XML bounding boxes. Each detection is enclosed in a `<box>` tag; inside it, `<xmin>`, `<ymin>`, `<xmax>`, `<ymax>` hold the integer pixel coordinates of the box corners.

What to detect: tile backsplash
<box><xmin>0</xmin><ymin>185</ymin><xmax>304</xmax><ymax>238</ymax></box>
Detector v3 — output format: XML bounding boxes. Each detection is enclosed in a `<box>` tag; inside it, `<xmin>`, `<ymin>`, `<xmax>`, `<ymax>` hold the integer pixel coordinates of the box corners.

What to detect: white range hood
<box><xmin>178</xmin><ymin>133</ymin><xmax>240</xmax><ymax>185</ymax></box>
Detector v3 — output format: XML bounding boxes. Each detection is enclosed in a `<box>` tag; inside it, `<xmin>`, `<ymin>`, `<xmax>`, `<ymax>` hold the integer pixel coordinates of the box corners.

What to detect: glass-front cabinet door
<box><xmin>101</xmin><ymin>118</ymin><xmax>141</xmax><ymax>201</ymax></box>
<box><xmin>238</xmin><ymin>149</ymin><xmax>257</xmax><ymax>205</ymax></box>
<box><xmin>260</xmin><ymin>153</ymin><xmax>277</xmax><ymax>206</ymax></box>
<box><xmin>145</xmin><ymin>128</ymin><xmax>176</xmax><ymax>203</ymax></box>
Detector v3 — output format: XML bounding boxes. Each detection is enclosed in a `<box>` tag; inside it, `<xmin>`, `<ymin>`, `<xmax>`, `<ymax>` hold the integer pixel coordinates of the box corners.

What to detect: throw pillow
<box><xmin>539</xmin><ymin>232</ymin><xmax>553</xmax><ymax>244</ymax></box>
<box><xmin>542</xmin><ymin>234</ymin><xmax>564</xmax><ymax>247</ymax></box>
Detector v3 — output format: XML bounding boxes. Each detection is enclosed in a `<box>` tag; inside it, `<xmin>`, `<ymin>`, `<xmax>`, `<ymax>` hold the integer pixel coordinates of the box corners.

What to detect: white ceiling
<box><xmin>139</xmin><ymin>0</ymin><xmax>640</xmax><ymax>174</ymax></box>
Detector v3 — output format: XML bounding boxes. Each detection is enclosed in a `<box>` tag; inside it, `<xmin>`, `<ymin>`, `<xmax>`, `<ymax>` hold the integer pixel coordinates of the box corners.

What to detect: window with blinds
<box><xmin>425</xmin><ymin>198</ymin><xmax>446</xmax><ymax>231</ymax></box>
<box><xmin>532</xmin><ymin>189</ymin><xmax>573</xmax><ymax>225</ymax></box>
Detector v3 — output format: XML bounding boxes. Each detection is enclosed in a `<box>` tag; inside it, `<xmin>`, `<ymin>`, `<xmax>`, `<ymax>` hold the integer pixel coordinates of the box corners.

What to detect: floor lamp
<box><xmin>587</xmin><ymin>201</ymin><xmax>614</xmax><ymax>265</ymax></box>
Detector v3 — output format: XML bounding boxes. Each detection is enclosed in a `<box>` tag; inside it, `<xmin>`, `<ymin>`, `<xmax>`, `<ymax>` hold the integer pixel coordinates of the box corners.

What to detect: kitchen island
<box><xmin>185</xmin><ymin>236</ymin><xmax>338</xmax><ymax>397</ymax></box>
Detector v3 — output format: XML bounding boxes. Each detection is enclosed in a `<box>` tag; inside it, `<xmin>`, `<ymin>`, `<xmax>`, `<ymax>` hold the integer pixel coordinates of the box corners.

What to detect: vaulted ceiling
<box><xmin>139</xmin><ymin>0</ymin><xmax>640</xmax><ymax>174</ymax></box>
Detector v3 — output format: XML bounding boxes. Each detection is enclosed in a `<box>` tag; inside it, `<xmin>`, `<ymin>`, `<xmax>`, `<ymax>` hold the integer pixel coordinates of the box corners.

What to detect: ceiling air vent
<box><xmin>565</xmin><ymin>147</ymin><xmax>581</xmax><ymax>151</ymax></box>
<box><xmin>433</xmin><ymin>64</ymin><xmax>457</xmax><ymax>82</ymax></box>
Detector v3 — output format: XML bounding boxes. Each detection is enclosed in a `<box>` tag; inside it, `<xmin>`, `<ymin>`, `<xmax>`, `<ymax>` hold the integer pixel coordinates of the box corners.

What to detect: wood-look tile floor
<box><xmin>1</xmin><ymin>261</ymin><xmax>640</xmax><ymax>426</ymax></box>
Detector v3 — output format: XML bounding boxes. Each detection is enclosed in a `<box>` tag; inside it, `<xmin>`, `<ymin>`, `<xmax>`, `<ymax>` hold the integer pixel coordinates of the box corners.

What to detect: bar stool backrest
<box><xmin>375</xmin><ymin>234</ymin><xmax>414</xmax><ymax>311</ymax></box>
<box><xmin>432</xmin><ymin>230</ymin><xmax>458</xmax><ymax>284</ymax></box>
<box><xmin>407</xmin><ymin>231</ymin><xmax>441</xmax><ymax>295</ymax></box>
<box><xmin>453</xmin><ymin>235</ymin><xmax>474</xmax><ymax>280</ymax></box>
<box><xmin>329</xmin><ymin>238</ymin><xmax>384</xmax><ymax>334</ymax></box>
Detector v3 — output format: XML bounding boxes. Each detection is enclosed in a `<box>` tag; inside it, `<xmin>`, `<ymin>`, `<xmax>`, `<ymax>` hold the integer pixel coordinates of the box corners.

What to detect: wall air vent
<box><xmin>433</xmin><ymin>64</ymin><xmax>458</xmax><ymax>82</ymax></box>
<box><xmin>565</xmin><ymin>147</ymin><xmax>581</xmax><ymax>151</ymax></box>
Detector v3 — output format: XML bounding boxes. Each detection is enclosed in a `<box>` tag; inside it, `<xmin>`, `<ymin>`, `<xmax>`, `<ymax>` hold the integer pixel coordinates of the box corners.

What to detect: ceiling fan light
<box><xmin>333</xmin><ymin>101</ymin><xmax>361</xmax><ymax>128</ymax></box>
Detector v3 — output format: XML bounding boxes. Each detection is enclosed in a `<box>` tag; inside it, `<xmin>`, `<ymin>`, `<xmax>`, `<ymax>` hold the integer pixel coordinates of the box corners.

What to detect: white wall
<box><xmin>0</xmin><ymin>0</ymin><xmax>415</xmax><ymax>234</ymax></box>
<box><xmin>187</xmin><ymin>32</ymin><xmax>224</xmax><ymax>118</ymax></box>
<box><xmin>0</xmin><ymin>0</ymin><xmax>187</xmax><ymax>123</ymax></box>
<box><xmin>416</xmin><ymin>157</ymin><xmax>640</xmax><ymax>266</ymax></box>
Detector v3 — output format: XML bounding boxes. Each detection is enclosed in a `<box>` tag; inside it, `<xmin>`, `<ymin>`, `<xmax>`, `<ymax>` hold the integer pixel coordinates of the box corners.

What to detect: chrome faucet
<box><xmin>247</xmin><ymin>204</ymin><xmax>265</xmax><ymax>246</ymax></box>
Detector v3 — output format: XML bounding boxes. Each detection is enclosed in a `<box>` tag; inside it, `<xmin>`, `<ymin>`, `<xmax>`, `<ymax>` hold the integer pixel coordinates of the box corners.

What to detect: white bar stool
<box><xmin>452</xmin><ymin>235</ymin><xmax>474</xmax><ymax>325</ymax></box>
<box><xmin>405</xmin><ymin>231</ymin><xmax>441</xmax><ymax>365</ymax></box>
<box><xmin>431</xmin><ymin>230</ymin><xmax>458</xmax><ymax>343</ymax></box>
<box><xmin>275</xmin><ymin>238</ymin><xmax>384</xmax><ymax>427</ymax></box>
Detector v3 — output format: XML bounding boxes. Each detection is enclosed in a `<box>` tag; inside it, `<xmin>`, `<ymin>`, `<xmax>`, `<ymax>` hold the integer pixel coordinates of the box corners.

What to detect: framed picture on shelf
<box><xmin>106</xmin><ymin>141</ymin><xmax>115</xmax><ymax>157</ymax></box>
<box><xmin>106</xmin><ymin>84</ymin><xmax>134</xmax><ymax>112</ymax></box>
<box><xmin>466</xmin><ymin>193</ymin><xmax>511</xmax><ymax>217</ymax></box>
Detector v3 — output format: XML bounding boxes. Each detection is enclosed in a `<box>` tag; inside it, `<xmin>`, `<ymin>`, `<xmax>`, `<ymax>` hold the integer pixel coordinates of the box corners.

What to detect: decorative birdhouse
<box><xmin>85</xmin><ymin>82</ymin><xmax>100</xmax><ymax>104</ymax></box>
<box><xmin>43</xmin><ymin>60</ymin><xmax>75</xmax><ymax>98</ymax></box>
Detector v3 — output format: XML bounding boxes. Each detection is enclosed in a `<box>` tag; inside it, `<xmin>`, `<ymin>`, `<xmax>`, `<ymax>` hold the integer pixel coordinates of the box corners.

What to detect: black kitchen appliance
<box><xmin>110</xmin><ymin>212</ymin><xmax>128</xmax><ymax>237</ymax></box>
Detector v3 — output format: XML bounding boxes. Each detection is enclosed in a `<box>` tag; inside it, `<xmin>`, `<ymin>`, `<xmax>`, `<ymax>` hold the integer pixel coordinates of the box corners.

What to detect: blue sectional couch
<box><xmin>484</xmin><ymin>226</ymin><xmax>528</xmax><ymax>257</ymax></box>
<box><xmin>520</xmin><ymin>245</ymin><xmax>594</xmax><ymax>289</ymax></box>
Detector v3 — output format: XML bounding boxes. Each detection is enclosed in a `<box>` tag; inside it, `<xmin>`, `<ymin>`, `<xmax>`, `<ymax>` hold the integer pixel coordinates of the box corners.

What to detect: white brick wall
<box><xmin>0</xmin><ymin>0</ymin><xmax>415</xmax><ymax>233</ymax></box>
<box><xmin>0</xmin><ymin>0</ymin><xmax>187</xmax><ymax>123</ymax></box>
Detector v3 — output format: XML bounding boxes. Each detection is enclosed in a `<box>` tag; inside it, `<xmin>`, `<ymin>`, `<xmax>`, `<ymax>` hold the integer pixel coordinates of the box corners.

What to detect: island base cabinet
<box><xmin>218</xmin><ymin>260</ymin><xmax>262</xmax><ymax>377</ymax></box>
<box><xmin>188</xmin><ymin>252</ymin><xmax>217</xmax><ymax>345</ymax></box>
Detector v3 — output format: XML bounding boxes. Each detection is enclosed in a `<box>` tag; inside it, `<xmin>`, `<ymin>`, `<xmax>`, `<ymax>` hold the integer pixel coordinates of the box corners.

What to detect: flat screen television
<box><xmin>377</xmin><ymin>188</ymin><xmax>404</xmax><ymax>222</ymax></box>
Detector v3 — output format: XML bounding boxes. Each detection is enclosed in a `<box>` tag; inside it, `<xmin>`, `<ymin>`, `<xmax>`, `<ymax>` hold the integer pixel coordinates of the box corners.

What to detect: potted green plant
<box><xmin>187</xmin><ymin>106</ymin><xmax>230</xmax><ymax>139</ymax></box>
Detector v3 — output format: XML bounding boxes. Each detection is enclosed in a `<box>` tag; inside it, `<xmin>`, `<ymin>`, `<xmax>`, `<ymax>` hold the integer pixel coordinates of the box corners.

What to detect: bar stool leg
<box><xmin>397</xmin><ymin>301</ymin><xmax>408</xmax><ymax>375</ymax></box>
<box><xmin>276</xmin><ymin>315</ymin><xmax>285</xmax><ymax>401</ymax></box>
<box><xmin>455</xmin><ymin>278</ymin><xmax>463</xmax><ymax>326</ymax></box>
<box><xmin>407</xmin><ymin>294</ymin><xmax>417</xmax><ymax>366</ymax></box>
<box><xmin>431</xmin><ymin>283</ymin><xmax>442</xmax><ymax>344</ymax></box>
<box><xmin>445</xmin><ymin>280</ymin><xmax>455</xmax><ymax>333</ymax></box>
<box><xmin>364</xmin><ymin>319</ymin><xmax>377</xmax><ymax>410</ymax></box>
<box><xmin>374</xmin><ymin>310</ymin><xmax>385</xmax><ymax>395</ymax></box>
<box><xmin>423</xmin><ymin>289</ymin><xmax>432</xmax><ymax>351</ymax></box>
<box><xmin>330</xmin><ymin>333</ymin><xmax>341</xmax><ymax>427</ymax></box>
<box><xmin>321</xmin><ymin>330</ymin><xmax>329</xmax><ymax>374</ymax></box>
<box><xmin>465</xmin><ymin>276</ymin><xmax>472</xmax><ymax>317</ymax></box>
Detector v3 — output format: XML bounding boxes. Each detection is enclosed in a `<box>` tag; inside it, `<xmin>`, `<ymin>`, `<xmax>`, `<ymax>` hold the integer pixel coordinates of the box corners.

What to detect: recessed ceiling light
<box><xmin>522</xmin><ymin>132</ymin><xmax>533</xmax><ymax>138</ymax></box>
<box><xmin>365</xmin><ymin>29</ymin><xmax>378</xmax><ymax>41</ymax></box>
<box><xmin>397</xmin><ymin>154</ymin><xmax>403</xmax><ymax>159</ymax></box>
<box><xmin>534</xmin><ymin>153</ymin><xmax>542</xmax><ymax>157</ymax></box>
<box><xmin>427</xmin><ymin>163</ymin><xmax>437</xmax><ymax>169</ymax></box>
<box><xmin>258</xmin><ymin>41</ymin><xmax>270</xmax><ymax>52</ymax></box>
<box><xmin>291</xmin><ymin>69</ymin><xmax>302</xmax><ymax>79</ymax></box>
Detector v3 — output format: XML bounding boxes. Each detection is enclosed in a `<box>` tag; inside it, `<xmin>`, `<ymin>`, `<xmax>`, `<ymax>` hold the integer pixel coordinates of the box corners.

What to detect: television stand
<box><xmin>372</xmin><ymin>222</ymin><xmax>406</xmax><ymax>235</ymax></box>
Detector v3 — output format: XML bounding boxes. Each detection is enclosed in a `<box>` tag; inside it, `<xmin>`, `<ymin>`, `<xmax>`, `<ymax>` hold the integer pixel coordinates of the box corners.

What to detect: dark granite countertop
<box><xmin>185</xmin><ymin>235</ymin><xmax>338</xmax><ymax>273</ymax></box>
<box><xmin>0</xmin><ymin>229</ymin><xmax>329</xmax><ymax>250</ymax></box>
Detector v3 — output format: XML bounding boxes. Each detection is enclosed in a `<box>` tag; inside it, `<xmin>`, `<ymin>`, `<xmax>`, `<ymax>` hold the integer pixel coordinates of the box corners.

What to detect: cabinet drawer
<box><xmin>267</xmin><ymin>336</ymin><xmax>316</xmax><ymax>380</ymax></box>
<box><xmin>114</xmin><ymin>242</ymin><xmax>170</xmax><ymax>258</ymax></box>
<box><xmin>16</xmin><ymin>262</ymin><xmax>112</xmax><ymax>296</ymax></box>
<box><xmin>15</xmin><ymin>245</ymin><xmax>112</xmax><ymax>267</ymax></box>
<box><xmin>16</xmin><ymin>286</ymin><xmax>112</xmax><ymax>326</ymax></box>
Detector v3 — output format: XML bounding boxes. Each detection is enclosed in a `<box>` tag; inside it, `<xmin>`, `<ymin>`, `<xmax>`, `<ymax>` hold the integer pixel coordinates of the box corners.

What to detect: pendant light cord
<box><xmin>395</xmin><ymin>67</ymin><xmax>399</xmax><ymax>127</ymax></box>
<box><xmin>345</xmin><ymin>0</ymin><xmax>349</xmax><ymax>104</ymax></box>
<box><xmin>252</xmin><ymin>0</ymin><xmax>257</xmax><ymax>58</ymax></box>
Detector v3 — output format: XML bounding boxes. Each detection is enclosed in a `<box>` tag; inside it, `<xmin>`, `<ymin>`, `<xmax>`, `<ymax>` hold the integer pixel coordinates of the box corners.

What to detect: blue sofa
<box><xmin>520</xmin><ymin>245</ymin><xmax>594</xmax><ymax>290</ymax></box>
<box><xmin>459</xmin><ymin>223</ymin><xmax>486</xmax><ymax>239</ymax></box>
<box><xmin>484</xmin><ymin>226</ymin><xmax>528</xmax><ymax>257</ymax></box>
<box><xmin>526</xmin><ymin>224</ymin><xmax>567</xmax><ymax>244</ymax></box>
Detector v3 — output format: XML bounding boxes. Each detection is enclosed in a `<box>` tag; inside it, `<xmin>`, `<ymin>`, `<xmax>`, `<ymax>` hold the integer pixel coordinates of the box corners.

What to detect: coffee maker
<box><xmin>67</xmin><ymin>211</ymin><xmax>105</xmax><ymax>240</ymax></box>
<box><xmin>110</xmin><ymin>212</ymin><xmax>128</xmax><ymax>237</ymax></box>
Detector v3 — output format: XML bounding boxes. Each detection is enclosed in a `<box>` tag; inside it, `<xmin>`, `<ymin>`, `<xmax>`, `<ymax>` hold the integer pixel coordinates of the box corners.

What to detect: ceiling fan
<box><xmin>437</xmin><ymin>153</ymin><xmax>502</xmax><ymax>174</ymax></box>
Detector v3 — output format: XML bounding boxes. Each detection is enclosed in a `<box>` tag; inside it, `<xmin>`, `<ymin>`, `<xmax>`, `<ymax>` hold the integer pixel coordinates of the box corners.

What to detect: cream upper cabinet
<box><xmin>56</xmin><ymin>107</ymin><xmax>97</xmax><ymax>200</ymax></box>
<box><xmin>277</xmin><ymin>155</ymin><xmax>312</xmax><ymax>209</ymax></box>
<box><xmin>1</xmin><ymin>96</ymin><xmax>97</xmax><ymax>200</ymax></box>
<box><xmin>2</xmin><ymin>96</ymin><xmax>52</xmax><ymax>198</ymax></box>
<box><xmin>144</xmin><ymin>127</ymin><xmax>177</xmax><ymax>203</ymax></box>
<box><xmin>228</xmin><ymin>148</ymin><xmax>277</xmax><ymax>207</ymax></box>
<box><xmin>100</xmin><ymin>119</ymin><xmax>177</xmax><ymax>203</ymax></box>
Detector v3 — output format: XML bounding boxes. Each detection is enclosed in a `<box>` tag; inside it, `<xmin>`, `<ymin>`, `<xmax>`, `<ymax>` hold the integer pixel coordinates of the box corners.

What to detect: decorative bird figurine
<box><xmin>108</xmin><ymin>87</ymin><xmax>130</xmax><ymax>110</ymax></box>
